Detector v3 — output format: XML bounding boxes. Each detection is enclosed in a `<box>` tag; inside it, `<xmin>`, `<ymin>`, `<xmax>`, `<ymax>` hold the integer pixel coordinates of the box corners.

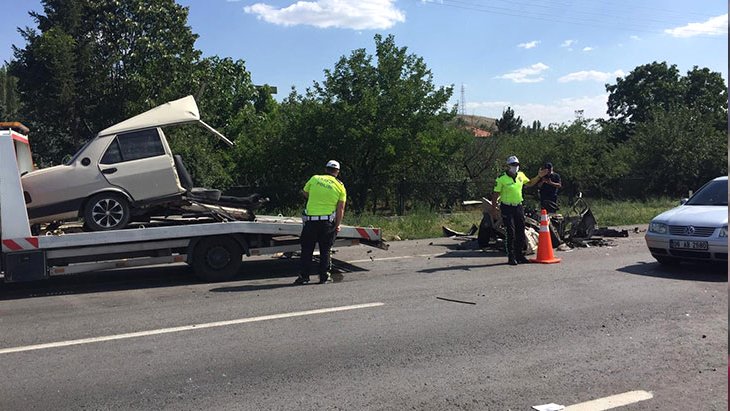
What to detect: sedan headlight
<box><xmin>649</xmin><ymin>222</ymin><xmax>668</xmax><ymax>234</ymax></box>
<box><xmin>720</xmin><ymin>226</ymin><xmax>728</xmax><ymax>238</ymax></box>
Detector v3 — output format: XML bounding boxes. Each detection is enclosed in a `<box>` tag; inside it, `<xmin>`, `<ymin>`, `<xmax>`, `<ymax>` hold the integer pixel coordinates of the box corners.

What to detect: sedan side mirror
<box><xmin>679</xmin><ymin>198</ymin><xmax>688</xmax><ymax>205</ymax></box>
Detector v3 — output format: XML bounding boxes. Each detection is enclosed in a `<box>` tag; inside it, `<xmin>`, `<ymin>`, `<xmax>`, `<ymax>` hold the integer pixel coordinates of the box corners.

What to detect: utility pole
<box><xmin>460</xmin><ymin>84</ymin><xmax>466</xmax><ymax>116</ymax></box>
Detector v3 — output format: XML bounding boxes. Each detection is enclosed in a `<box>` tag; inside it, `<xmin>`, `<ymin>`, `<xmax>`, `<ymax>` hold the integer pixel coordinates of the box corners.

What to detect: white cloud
<box><xmin>465</xmin><ymin>101</ymin><xmax>510</xmax><ymax>111</ymax></box>
<box><xmin>582</xmin><ymin>46</ymin><xmax>593</xmax><ymax>52</ymax></box>
<box><xmin>517</xmin><ymin>40</ymin><xmax>540</xmax><ymax>49</ymax></box>
<box><xmin>468</xmin><ymin>94</ymin><xmax>609</xmax><ymax>125</ymax></box>
<box><xmin>496</xmin><ymin>63</ymin><xmax>549</xmax><ymax>83</ymax></box>
<box><xmin>243</xmin><ymin>0</ymin><xmax>406</xmax><ymax>30</ymax></box>
<box><xmin>560</xmin><ymin>39</ymin><xmax>576</xmax><ymax>48</ymax></box>
<box><xmin>630</xmin><ymin>35</ymin><xmax>640</xmax><ymax>40</ymax></box>
<box><xmin>558</xmin><ymin>70</ymin><xmax>625</xmax><ymax>83</ymax></box>
<box><xmin>664</xmin><ymin>13</ymin><xmax>728</xmax><ymax>37</ymax></box>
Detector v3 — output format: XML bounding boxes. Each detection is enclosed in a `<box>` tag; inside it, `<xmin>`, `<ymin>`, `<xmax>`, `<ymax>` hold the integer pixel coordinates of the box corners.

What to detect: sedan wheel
<box><xmin>84</xmin><ymin>193</ymin><xmax>131</xmax><ymax>231</ymax></box>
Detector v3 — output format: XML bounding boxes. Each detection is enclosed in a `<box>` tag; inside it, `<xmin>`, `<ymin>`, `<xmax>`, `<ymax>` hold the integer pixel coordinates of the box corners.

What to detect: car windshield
<box><xmin>685</xmin><ymin>179</ymin><xmax>728</xmax><ymax>206</ymax></box>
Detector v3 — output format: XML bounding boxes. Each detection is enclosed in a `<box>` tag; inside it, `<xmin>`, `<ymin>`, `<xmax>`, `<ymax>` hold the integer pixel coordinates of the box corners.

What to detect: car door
<box><xmin>98</xmin><ymin>128</ymin><xmax>182</xmax><ymax>201</ymax></box>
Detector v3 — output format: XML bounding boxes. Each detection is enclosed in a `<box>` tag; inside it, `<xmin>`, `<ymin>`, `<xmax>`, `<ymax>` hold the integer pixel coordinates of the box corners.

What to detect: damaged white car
<box><xmin>22</xmin><ymin>96</ymin><xmax>261</xmax><ymax>231</ymax></box>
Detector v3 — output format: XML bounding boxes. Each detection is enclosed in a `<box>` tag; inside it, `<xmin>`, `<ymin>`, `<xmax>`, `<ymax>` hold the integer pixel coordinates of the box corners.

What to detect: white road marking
<box><xmin>564</xmin><ymin>390</ymin><xmax>653</xmax><ymax>410</ymax></box>
<box><xmin>349</xmin><ymin>253</ymin><xmax>443</xmax><ymax>263</ymax></box>
<box><xmin>0</xmin><ymin>302</ymin><xmax>385</xmax><ymax>355</ymax></box>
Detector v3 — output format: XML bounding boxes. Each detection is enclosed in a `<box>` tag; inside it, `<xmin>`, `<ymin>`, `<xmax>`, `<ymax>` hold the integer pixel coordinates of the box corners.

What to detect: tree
<box><xmin>495</xmin><ymin>106</ymin><xmax>523</xmax><ymax>134</ymax></box>
<box><xmin>604</xmin><ymin>61</ymin><xmax>727</xmax><ymax>142</ymax></box>
<box><xmin>681</xmin><ymin>66</ymin><xmax>729</xmax><ymax>132</ymax></box>
<box><xmin>0</xmin><ymin>65</ymin><xmax>20</xmax><ymax>120</ymax></box>
<box><xmin>288</xmin><ymin>34</ymin><xmax>459</xmax><ymax>212</ymax></box>
<box><xmin>10</xmin><ymin>0</ymin><xmax>200</xmax><ymax>164</ymax></box>
<box><xmin>528</xmin><ymin>120</ymin><xmax>542</xmax><ymax>132</ymax></box>
<box><xmin>629</xmin><ymin>107</ymin><xmax>727</xmax><ymax>195</ymax></box>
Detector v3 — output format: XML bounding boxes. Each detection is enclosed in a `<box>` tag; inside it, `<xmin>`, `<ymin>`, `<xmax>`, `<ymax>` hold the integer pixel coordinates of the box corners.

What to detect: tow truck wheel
<box><xmin>192</xmin><ymin>236</ymin><xmax>243</xmax><ymax>282</ymax></box>
<box><xmin>83</xmin><ymin>193</ymin><xmax>131</xmax><ymax>231</ymax></box>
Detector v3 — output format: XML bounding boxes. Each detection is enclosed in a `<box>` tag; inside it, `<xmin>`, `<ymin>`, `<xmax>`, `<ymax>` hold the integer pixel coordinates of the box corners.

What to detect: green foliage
<box><xmin>347</xmin><ymin>207</ymin><xmax>481</xmax><ymax>241</ymax></box>
<box><xmin>345</xmin><ymin>197</ymin><xmax>678</xmax><ymax>240</ymax></box>
<box><xmin>495</xmin><ymin>106</ymin><xmax>523</xmax><ymax>134</ymax></box>
<box><xmin>280</xmin><ymin>34</ymin><xmax>462</xmax><ymax>212</ymax></box>
<box><xmin>604</xmin><ymin>61</ymin><xmax>728</xmax><ymax>142</ymax></box>
<box><xmin>10</xmin><ymin>0</ymin><xmax>200</xmax><ymax>165</ymax></box>
<box><xmin>0</xmin><ymin>66</ymin><xmax>20</xmax><ymax>120</ymax></box>
<box><xmin>628</xmin><ymin>106</ymin><xmax>727</xmax><ymax>195</ymax></box>
<box><xmin>5</xmin><ymin>0</ymin><xmax>727</xmax><ymax>213</ymax></box>
<box><xmin>457</xmin><ymin>132</ymin><xmax>502</xmax><ymax>181</ymax></box>
<box><xmin>166</xmin><ymin>56</ymin><xmax>260</xmax><ymax>189</ymax></box>
<box><xmin>590</xmin><ymin>197</ymin><xmax>679</xmax><ymax>227</ymax></box>
<box><xmin>487</xmin><ymin>119</ymin><xmax>631</xmax><ymax>197</ymax></box>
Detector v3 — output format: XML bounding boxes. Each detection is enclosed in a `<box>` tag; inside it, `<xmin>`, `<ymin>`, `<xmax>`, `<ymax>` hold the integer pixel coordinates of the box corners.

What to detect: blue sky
<box><xmin>1</xmin><ymin>0</ymin><xmax>727</xmax><ymax>124</ymax></box>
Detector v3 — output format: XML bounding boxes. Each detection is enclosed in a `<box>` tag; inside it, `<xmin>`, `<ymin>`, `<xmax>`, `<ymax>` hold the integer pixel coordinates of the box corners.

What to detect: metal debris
<box><xmin>436</xmin><ymin>296</ymin><xmax>476</xmax><ymax>305</ymax></box>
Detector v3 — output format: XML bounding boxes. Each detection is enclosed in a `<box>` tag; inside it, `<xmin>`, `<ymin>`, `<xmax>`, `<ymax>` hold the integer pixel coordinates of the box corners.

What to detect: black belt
<box><xmin>303</xmin><ymin>214</ymin><xmax>334</xmax><ymax>222</ymax></box>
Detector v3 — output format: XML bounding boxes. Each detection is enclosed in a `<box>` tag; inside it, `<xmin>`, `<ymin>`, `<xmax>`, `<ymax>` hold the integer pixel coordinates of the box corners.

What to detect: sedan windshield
<box><xmin>685</xmin><ymin>180</ymin><xmax>728</xmax><ymax>206</ymax></box>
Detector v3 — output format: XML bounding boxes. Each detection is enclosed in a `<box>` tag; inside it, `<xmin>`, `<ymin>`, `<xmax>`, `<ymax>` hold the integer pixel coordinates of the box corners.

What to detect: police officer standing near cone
<box><xmin>294</xmin><ymin>160</ymin><xmax>347</xmax><ymax>285</ymax></box>
<box><xmin>491</xmin><ymin>156</ymin><xmax>547</xmax><ymax>265</ymax></box>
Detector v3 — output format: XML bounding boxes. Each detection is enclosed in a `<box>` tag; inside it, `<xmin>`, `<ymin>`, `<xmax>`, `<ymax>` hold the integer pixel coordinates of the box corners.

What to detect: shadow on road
<box><xmin>434</xmin><ymin>248</ymin><xmax>503</xmax><ymax>259</ymax></box>
<box><xmin>0</xmin><ymin>257</ymin><xmax>367</xmax><ymax>300</ymax></box>
<box><xmin>418</xmin><ymin>261</ymin><xmax>506</xmax><ymax>274</ymax></box>
<box><xmin>617</xmin><ymin>261</ymin><xmax>728</xmax><ymax>282</ymax></box>
<box><xmin>0</xmin><ymin>264</ymin><xmax>198</xmax><ymax>301</ymax></box>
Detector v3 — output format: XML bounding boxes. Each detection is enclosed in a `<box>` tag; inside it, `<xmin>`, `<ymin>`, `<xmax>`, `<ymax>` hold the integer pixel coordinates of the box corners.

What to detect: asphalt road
<box><xmin>0</xmin><ymin>229</ymin><xmax>726</xmax><ymax>410</ymax></box>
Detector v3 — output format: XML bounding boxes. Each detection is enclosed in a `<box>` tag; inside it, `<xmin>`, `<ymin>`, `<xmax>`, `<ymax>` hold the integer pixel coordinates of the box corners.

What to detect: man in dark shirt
<box><xmin>537</xmin><ymin>162</ymin><xmax>561</xmax><ymax>213</ymax></box>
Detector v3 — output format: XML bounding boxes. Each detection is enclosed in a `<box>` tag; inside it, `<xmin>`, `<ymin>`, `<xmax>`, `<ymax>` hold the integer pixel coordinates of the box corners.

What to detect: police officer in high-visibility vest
<box><xmin>294</xmin><ymin>160</ymin><xmax>347</xmax><ymax>285</ymax></box>
<box><xmin>491</xmin><ymin>155</ymin><xmax>547</xmax><ymax>265</ymax></box>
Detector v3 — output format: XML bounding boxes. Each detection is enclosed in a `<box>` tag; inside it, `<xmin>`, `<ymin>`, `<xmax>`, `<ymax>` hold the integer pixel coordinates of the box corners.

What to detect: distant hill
<box><xmin>456</xmin><ymin>114</ymin><xmax>497</xmax><ymax>131</ymax></box>
<box><xmin>455</xmin><ymin>114</ymin><xmax>497</xmax><ymax>137</ymax></box>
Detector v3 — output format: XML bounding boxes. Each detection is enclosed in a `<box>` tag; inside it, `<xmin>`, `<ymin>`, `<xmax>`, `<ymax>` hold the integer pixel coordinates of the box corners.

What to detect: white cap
<box><xmin>506</xmin><ymin>155</ymin><xmax>519</xmax><ymax>165</ymax></box>
<box><xmin>325</xmin><ymin>160</ymin><xmax>340</xmax><ymax>169</ymax></box>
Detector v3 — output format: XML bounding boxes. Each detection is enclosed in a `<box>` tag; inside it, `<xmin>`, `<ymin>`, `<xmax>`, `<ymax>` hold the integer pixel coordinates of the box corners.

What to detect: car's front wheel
<box><xmin>83</xmin><ymin>193</ymin><xmax>131</xmax><ymax>231</ymax></box>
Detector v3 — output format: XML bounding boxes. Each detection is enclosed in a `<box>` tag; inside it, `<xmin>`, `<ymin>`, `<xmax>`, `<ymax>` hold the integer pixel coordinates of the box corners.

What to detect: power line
<box><xmin>483</xmin><ymin>0</ymin><xmax>717</xmax><ymax>21</ymax></box>
<box><xmin>482</xmin><ymin>0</ymin><xmax>714</xmax><ymax>26</ymax></box>
<box><xmin>417</xmin><ymin>0</ymin><xmax>725</xmax><ymax>35</ymax></box>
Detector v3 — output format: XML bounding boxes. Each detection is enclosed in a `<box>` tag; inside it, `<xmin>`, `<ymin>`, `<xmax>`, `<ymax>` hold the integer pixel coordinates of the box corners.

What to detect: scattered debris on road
<box><xmin>436</xmin><ymin>297</ymin><xmax>476</xmax><ymax>305</ymax></box>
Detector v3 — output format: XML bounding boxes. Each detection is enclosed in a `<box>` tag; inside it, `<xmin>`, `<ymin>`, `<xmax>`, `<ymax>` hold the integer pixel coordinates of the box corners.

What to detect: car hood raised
<box><xmin>97</xmin><ymin>95</ymin><xmax>233</xmax><ymax>146</ymax></box>
<box><xmin>653</xmin><ymin>205</ymin><xmax>728</xmax><ymax>226</ymax></box>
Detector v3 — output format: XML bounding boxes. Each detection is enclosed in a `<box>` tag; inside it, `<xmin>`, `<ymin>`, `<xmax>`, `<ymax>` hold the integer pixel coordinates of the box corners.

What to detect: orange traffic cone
<box><xmin>530</xmin><ymin>209</ymin><xmax>561</xmax><ymax>264</ymax></box>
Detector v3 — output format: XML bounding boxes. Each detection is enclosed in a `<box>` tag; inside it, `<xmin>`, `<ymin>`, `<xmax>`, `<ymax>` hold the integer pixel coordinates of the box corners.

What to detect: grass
<box><xmin>587</xmin><ymin>197</ymin><xmax>678</xmax><ymax>227</ymax></box>
<box><xmin>343</xmin><ymin>197</ymin><xmax>679</xmax><ymax>241</ymax></box>
<box><xmin>346</xmin><ymin>208</ymin><xmax>483</xmax><ymax>241</ymax></box>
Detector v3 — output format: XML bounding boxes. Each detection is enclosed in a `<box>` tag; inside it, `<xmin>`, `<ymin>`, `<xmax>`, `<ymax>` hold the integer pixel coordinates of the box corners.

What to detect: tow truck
<box><xmin>0</xmin><ymin>122</ymin><xmax>386</xmax><ymax>283</ymax></box>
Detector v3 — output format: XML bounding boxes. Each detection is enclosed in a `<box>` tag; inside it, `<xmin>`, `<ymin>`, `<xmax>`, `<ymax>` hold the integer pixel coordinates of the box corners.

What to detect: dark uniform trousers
<box><xmin>300</xmin><ymin>220</ymin><xmax>337</xmax><ymax>278</ymax></box>
<box><xmin>500</xmin><ymin>203</ymin><xmax>527</xmax><ymax>260</ymax></box>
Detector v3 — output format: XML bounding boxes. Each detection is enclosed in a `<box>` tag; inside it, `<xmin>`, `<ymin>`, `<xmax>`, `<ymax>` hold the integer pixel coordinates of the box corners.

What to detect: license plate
<box><xmin>670</xmin><ymin>240</ymin><xmax>708</xmax><ymax>250</ymax></box>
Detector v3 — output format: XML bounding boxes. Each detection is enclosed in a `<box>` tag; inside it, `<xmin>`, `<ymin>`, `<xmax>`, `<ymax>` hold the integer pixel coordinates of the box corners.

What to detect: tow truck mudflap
<box><xmin>2</xmin><ymin>250</ymin><xmax>48</xmax><ymax>282</ymax></box>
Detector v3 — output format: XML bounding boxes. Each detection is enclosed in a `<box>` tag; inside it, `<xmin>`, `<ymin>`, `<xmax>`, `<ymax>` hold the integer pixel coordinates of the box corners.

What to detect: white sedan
<box><xmin>645</xmin><ymin>176</ymin><xmax>728</xmax><ymax>265</ymax></box>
